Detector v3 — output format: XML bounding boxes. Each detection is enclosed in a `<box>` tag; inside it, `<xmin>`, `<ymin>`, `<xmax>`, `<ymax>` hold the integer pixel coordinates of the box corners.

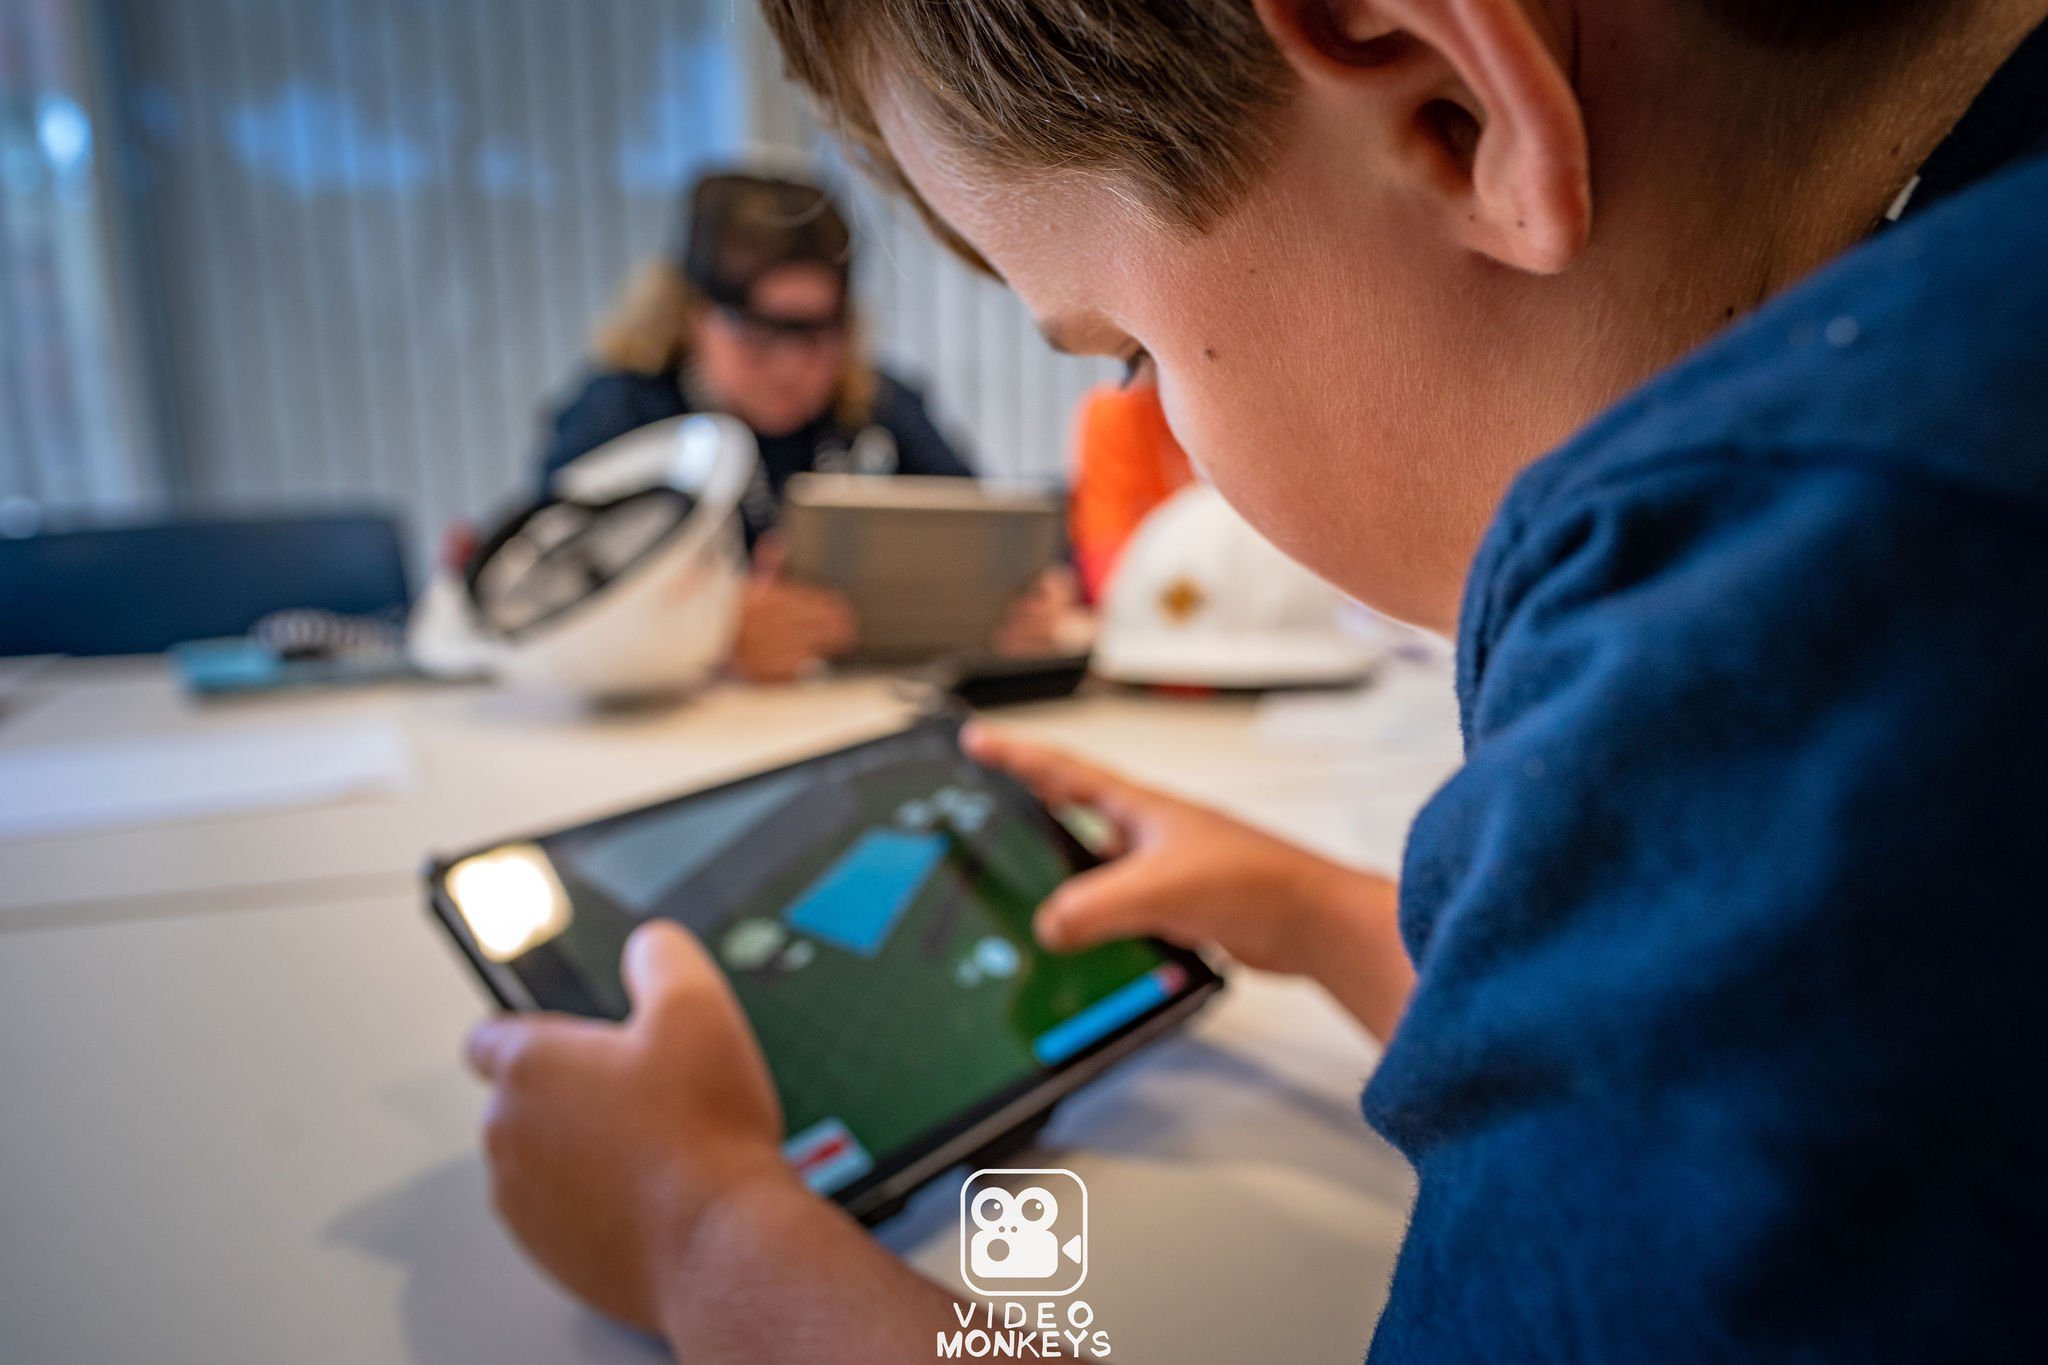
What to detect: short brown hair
<box><xmin>762</xmin><ymin>0</ymin><xmax>1945</xmax><ymax>236</ymax></box>
<box><xmin>762</xmin><ymin>0</ymin><xmax>1292</xmax><ymax>236</ymax></box>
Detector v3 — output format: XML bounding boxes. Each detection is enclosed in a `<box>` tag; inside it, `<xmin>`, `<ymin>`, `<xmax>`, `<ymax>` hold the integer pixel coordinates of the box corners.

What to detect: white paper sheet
<box><xmin>1254</xmin><ymin>654</ymin><xmax>1462</xmax><ymax>756</ymax></box>
<box><xmin>1253</xmin><ymin>656</ymin><xmax>1467</xmax><ymax>873</ymax></box>
<box><xmin>0</xmin><ymin>716</ymin><xmax>414</xmax><ymax>842</ymax></box>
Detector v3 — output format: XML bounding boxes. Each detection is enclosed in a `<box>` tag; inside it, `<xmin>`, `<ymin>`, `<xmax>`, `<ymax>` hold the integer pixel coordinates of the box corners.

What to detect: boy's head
<box><xmin>764</xmin><ymin>0</ymin><xmax>1982</xmax><ymax>628</ymax></box>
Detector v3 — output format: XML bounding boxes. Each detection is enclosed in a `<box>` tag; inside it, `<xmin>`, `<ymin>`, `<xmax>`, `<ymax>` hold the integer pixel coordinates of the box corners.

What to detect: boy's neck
<box><xmin>1426</xmin><ymin>1</ymin><xmax>2048</xmax><ymax>638</ymax></box>
<box><xmin>1527</xmin><ymin>0</ymin><xmax>2048</xmax><ymax>439</ymax></box>
<box><xmin>1743</xmin><ymin>1</ymin><xmax>2048</xmax><ymax>292</ymax></box>
<box><xmin>1668</xmin><ymin>3</ymin><xmax>2036</xmax><ymax>289</ymax></box>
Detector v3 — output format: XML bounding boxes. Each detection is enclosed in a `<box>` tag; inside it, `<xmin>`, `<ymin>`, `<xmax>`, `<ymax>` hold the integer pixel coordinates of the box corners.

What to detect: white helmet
<box><xmin>1093</xmin><ymin>484</ymin><xmax>1383</xmax><ymax>690</ymax></box>
<box><xmin>409</xmin><ymin>415</ymin><xmax>756</xmax><ymax>704</ymax></box>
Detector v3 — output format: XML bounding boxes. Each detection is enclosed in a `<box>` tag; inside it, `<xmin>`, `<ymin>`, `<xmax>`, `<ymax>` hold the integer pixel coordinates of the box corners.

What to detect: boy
<box><xmin>464</xmin><ymin>1</ymin><xmax>2048</xmax><ymax>1357</ymax></box>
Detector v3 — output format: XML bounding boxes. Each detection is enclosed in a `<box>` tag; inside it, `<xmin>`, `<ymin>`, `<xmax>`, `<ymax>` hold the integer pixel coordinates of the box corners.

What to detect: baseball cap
<box><xmin>682</xmin><ymin>172</ymin><xmax>853</xmax><ymax>315</ymax></box>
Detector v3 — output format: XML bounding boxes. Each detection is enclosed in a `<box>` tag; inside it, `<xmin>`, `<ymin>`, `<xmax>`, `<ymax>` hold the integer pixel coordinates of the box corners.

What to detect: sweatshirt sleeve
<box><xmin>1364</xmin><ymin>453</ymin><xmax>2048</xmax><ymax>1363</ymax></box>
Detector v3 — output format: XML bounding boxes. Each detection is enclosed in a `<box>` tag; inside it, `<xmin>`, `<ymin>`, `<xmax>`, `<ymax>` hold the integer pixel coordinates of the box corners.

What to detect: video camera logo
<box><xmin>960</xmin><ymin>1168</ymin><xmax>1088</xmax><ymax>1297</ymax></box>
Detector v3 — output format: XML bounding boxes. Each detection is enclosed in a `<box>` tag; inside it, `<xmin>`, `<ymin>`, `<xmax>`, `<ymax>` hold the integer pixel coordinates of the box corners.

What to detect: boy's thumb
<box><xmin>622</xmin><ymin>919</ymin><xmax>720</xmax><ymax>1018</ymax></box>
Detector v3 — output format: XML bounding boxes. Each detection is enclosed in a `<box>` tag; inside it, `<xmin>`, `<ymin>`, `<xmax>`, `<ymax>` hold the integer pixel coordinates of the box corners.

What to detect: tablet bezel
<box><xmin>425</xmin><ymin>712</ymin><xmax>1223</xmax><ymax>1222</ymax></box>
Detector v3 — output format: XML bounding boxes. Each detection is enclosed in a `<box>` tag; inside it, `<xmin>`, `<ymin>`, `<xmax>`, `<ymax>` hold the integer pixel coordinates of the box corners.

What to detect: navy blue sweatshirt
<box><xmin>536</xmin><ymin>367</ymin><xmax>973</xmax><ymax>545</ymax></box>
<box><xmin>1364</xmin><ymin>27</ymin><xmax>2048</xmax><ymax>1362</ymax></box>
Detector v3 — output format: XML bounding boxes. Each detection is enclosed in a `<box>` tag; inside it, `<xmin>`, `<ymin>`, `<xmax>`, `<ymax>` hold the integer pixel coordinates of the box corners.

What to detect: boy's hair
<box><xmin>761</xmin><ymin>0</ymin><xmax>1287</xmax><ymax>236</ymax></box>
<box><xmin>762</xmin><ymin>0</ymin><xmax>1946</xmax><ymax>237</ymax></box>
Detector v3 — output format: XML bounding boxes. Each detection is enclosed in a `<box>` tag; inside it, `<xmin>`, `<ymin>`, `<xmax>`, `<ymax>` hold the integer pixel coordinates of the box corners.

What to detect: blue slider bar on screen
<box><xmin>1030</xmin><ymin>964</ymin><xmax>1184</xmax><ymax>1066</ymax></box>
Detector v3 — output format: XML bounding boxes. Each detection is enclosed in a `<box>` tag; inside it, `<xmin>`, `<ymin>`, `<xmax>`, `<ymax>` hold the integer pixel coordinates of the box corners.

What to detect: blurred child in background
<box><xmin>540</xmin><ymin>171</ymin><xmax>1065</xmax><ymax>679</ymax></box>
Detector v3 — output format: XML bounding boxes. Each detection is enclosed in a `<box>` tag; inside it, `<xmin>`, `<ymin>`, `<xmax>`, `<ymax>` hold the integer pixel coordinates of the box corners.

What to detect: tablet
<box><xmin>781</xmin><ymin>475</ymin><xmax>1063</xmax><ymax>664</ymax></box>
<box><xmin>426</xmin><ymin>714</ymin><xmax>1222</xmax><ymax>1223</ymax></box>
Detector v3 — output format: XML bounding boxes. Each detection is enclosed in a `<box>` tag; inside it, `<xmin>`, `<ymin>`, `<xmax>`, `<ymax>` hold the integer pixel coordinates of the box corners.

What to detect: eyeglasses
<box><xmin>716</xmin><ymin>303</ymin><xmax>848</xmax><ymax>354</ymax></box>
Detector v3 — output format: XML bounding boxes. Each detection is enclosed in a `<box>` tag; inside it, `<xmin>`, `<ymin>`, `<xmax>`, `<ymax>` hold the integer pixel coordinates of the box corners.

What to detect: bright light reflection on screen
<box><xmin>447</xmin><ymin>844</ymin><xmax>572</xmax><ymax>962</ymax></box>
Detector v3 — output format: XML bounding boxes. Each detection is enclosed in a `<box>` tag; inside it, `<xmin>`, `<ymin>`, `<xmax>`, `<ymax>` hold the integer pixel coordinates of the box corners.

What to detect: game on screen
<box><xmin>512</xmin><ymin>723</ymin><xmax>1189</xmax><ymax>1195</ymax></box>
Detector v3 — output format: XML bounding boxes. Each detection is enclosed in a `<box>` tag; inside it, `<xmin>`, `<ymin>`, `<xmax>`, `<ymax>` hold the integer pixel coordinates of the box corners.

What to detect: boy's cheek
<box><xmin>1161</xmin><ymin>358</ymin><xmax>1332</xmax><ymax>516</ymax></box>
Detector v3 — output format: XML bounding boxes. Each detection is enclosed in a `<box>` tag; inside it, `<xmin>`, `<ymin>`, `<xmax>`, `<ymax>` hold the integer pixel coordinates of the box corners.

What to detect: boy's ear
<box><xmin>1251</xmin><ymin>0</ymin><xmax>1592</xmax><ymax>274</ymax></box>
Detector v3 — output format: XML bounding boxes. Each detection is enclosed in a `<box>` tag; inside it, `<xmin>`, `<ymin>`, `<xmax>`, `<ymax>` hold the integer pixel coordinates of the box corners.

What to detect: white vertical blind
<box><xmin>0</xmin><ymin>0</ymin><xmax>154</xmax><ymax>515</ymax></box>
<box><xmin>842</xmin><ymin>174</ymin><xmax>1119</xmax><ymax>483</ymax></box>
<box><xmin>105</xmin><ymin>0</ymin><xmax>750</xmax><ymax>565</ymax></box>
<box><xmin>1</xmin><ymin>0</ymin><xmax>1117</xmax><ymax>567</ymax></box>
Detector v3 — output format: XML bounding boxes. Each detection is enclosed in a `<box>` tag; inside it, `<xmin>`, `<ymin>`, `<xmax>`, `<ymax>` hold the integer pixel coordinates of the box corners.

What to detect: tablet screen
<box><xmin>437</xmin><ymin>718</ymin><xmax>1213</xmax><ymax>1205</ymax></box>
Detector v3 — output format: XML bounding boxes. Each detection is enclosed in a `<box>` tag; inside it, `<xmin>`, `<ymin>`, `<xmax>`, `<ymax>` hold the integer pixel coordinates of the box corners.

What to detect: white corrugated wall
<box><xmin>847</xmin><ymin>177</ymin><xmax>1118</xmax><ymax>483</ymax></box>
<box><xmin>0</xmin><ymin>0</ymin><xmax>1117</xmax><ymax>569</ymax></box>
<box><xmin>0</xmin><ymin>0</ymin><xmax>158</xmax><ymax>514</ymax></box>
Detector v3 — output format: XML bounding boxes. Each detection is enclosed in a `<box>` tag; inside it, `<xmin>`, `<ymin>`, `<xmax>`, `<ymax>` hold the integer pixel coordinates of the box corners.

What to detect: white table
<box><xmin>0</xmin><ymin>661</ymin><xmax>1439</xmax><ymax>929</ymax></box>
<box><xmin>0</xmin><ymin>660</ymin><xmax>1461</xmax><ymax>1363</ymax></box>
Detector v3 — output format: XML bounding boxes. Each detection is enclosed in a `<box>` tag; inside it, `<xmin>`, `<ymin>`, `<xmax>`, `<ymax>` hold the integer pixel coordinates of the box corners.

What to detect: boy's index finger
<box><xmin>963</xmin><ymin>724</ymin><xmax>1094</xmax><ymax>795</ymax></box>
<box><xmin>962</xmin><ymin>724</ymin><xmax>1149</xmax><ymax>820</ymax></box>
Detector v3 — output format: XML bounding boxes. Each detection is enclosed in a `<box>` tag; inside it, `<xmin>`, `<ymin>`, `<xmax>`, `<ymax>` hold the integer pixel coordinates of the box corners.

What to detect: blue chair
<box><xmin>0</xmin><ymin>513</ymin><xmax>411</xmax><ymax>657</ymax></box>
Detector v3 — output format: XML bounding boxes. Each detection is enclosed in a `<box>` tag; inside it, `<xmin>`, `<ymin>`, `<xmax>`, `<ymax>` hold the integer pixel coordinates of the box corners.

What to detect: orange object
<box><xmin>1067</xmin><ymin>385</ymin><xmax>1194</xmax><ymax>602</ymax></box>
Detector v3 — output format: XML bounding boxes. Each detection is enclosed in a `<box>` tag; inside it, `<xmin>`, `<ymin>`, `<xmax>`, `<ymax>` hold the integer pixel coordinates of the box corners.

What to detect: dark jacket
<box><xmin>537</xmin><ymin>366</ymin><xmax>974</xmax><ymax>544</ymax></box>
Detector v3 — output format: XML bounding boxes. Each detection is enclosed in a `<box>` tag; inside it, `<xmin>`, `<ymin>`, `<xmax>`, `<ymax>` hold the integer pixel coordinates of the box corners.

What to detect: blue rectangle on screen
<box><xmin>1032</xmin><ymin>966</ymin><xmax>1178</xmax><ymax>1066</ymax></box>
<box><xmin>785</xmin><ymin>828</ymin><xmax>947</xmax><ymax>958</ymax></box>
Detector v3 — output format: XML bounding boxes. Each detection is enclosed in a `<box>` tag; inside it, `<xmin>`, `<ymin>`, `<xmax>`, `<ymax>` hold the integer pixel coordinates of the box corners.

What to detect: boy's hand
<box><xmin>464</xmin><ymin>921</ymin><xmax>797</xmax><ymax>1334</ymax></box>
<box><xmin>965</xmin><ymin>725</ymin><xmax>1413</xmax><ymax>1037</ymax></box>
<box><xmin>963</xmin><ymin>725</ymin><xmax>1378</xmax><ymax>976</ymax></box>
